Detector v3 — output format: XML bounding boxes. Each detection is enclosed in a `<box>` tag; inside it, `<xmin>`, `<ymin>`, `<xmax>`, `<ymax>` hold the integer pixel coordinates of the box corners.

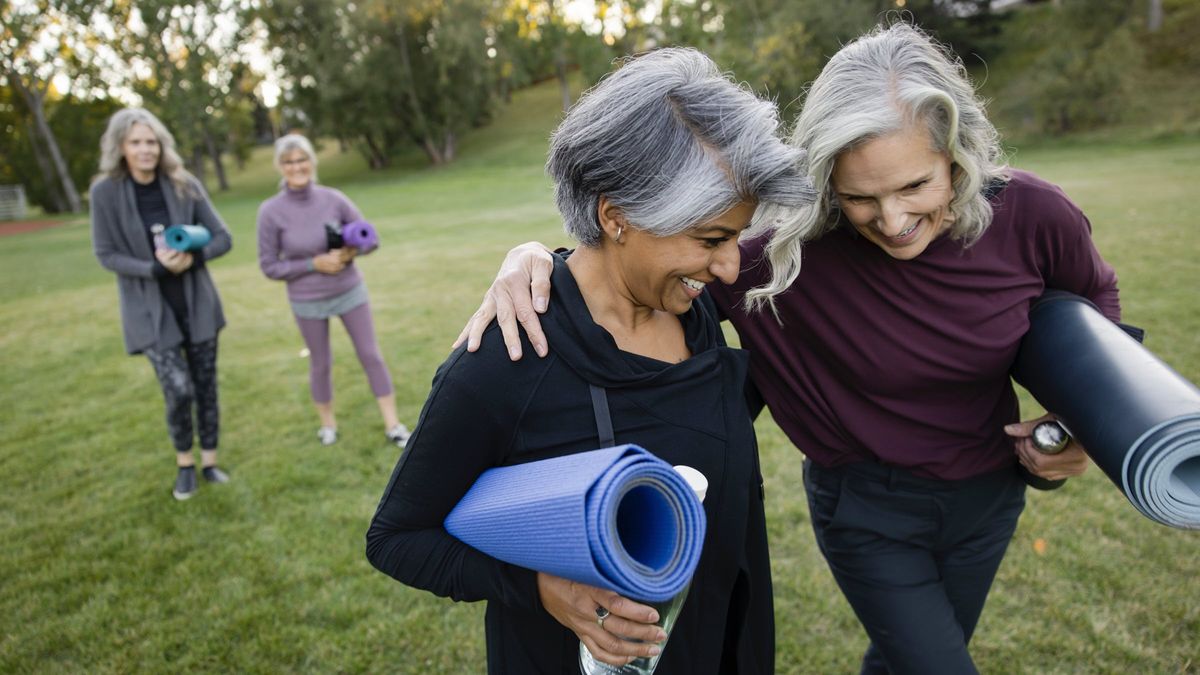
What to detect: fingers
<box><xmin>580</xmin><ymin>630</ymin><xmax>658</xmax><ymax>667</ymax></box>
<box><xmin>1004</xmin><ymin>412</ymin><xmax>1054</xmax><ymax>438</ymax></box>
<box><xmin>463</xmin><ymin>296</ymin><xmax>496</xmax><ymax>353</ymax></box>
<box><xmin>1017</xmin><ymin>441</ymin><xmax>1089</xmax><ymax>481</ymax></box>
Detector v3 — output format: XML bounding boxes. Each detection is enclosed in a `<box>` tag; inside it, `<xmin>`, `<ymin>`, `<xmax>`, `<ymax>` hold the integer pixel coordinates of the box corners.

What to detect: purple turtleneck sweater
<box><xmin>256</xmin><ymin>182</ymin><xmax>364</xmax><ymax>302</ymax></box>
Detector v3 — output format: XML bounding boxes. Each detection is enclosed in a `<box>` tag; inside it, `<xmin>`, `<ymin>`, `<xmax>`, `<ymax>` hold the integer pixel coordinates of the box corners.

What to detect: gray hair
<box><xmin>274</xmin><ymin>133</ymin><xmax>319</xmax><ymax>185</ymax></box>
<box><xmin>746</xmin><ymin>22</ymin><xmax>1010</xmax><ymax>312</ymax></box>
<box><xmin>547</xmin><ymin>47</ymin><xmax>814</xmax><ymax>247</ymax></box>
<box><xmin>95</xmin><ymin>108</ymin><xmax>199</xmax><ymax>198</ymax></box>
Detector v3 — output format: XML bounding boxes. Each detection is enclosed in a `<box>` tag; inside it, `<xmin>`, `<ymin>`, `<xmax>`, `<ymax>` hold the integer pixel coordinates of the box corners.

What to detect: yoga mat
<box><xmin>444</xmin><ymin>444</ymin><xmax>707</xmax><ymax>602</ymax></box>
<box><xmin>164</xmin><ymin>224</ymin><xmax>211</xmax><ymax>252</ymax></box>
<box><xmin>1013</xmin><ymin>291</ymin><xmax>1200</xmax><ymax>529</ymax></box>
<box><xmin>341</xmin><ymin>220</ymin><xmax>379</xmax><ymax>249</ymax></box>
<box><xmin>324</xmin><ymin>222</ymin><xmax>344</xmax><ymax>250</ymax></box>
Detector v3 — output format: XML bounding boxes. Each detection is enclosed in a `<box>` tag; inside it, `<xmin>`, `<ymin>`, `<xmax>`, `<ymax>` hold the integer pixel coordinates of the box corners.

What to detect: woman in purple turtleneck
<box><xmin>256</xmin><ymin>134</ymin><xmax>410</xmax><ymax>448</ymax></box>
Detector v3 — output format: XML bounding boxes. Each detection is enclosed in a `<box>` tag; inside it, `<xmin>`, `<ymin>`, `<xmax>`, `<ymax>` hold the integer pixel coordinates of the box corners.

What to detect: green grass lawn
<box><xmin>1</xmin><ymin>80</ymin><xmax>1197</xmax><ymax>673</ymax></box>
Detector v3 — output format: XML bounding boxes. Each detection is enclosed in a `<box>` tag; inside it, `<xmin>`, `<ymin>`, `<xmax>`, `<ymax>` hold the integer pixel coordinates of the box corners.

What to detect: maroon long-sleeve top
<box><xmin>709</xmin><ymin>170</ymin><xmax>1120</xmax><ymax>480</ymax></box>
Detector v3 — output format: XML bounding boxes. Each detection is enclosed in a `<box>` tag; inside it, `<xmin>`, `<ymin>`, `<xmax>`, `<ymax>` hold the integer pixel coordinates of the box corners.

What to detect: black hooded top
<box><xmin>366</xmin><ymin>254</ymin><xmax>773</xmax><ymax>674</ymax></box>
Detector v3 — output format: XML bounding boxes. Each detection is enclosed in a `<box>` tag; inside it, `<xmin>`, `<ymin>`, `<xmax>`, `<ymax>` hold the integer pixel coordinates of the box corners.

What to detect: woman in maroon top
<box><xmin>457</xmin><ymin>23</ymin><xmax>1121</xmax><ymax>675</ymax></box>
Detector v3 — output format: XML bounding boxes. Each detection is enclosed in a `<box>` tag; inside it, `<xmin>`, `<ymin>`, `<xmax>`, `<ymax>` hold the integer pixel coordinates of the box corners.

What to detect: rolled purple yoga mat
<box><xmin>341</xmin><ymin>220</ymin><xmax>378</xmax><ymax>250</ymax></box>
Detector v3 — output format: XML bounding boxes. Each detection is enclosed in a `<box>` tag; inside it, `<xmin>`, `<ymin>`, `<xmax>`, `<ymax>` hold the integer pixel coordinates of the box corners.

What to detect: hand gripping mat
<box><xmin>1013</xmin><ymin>292</ymin><xmax>1200</xmax><ymax>529</ymax></box>
<box><xmin>444</xmin><ymin>444</ymin><xmax>706</xmax><ymax>601</ymax></box>
<box><xmin>164</xmin><ymin>224</ymin><xmax>211</xmax><ymax>252</ymax></box>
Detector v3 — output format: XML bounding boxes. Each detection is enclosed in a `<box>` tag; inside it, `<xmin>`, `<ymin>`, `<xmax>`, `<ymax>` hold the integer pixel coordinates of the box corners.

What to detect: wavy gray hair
<box><xmin>747</xmin><ymin>22</ymin><xmax>1010</xmax><ymax>313</ymax></box>
<box><xmin>547</xmin><ymin>47</ymin><xmax>814</xmax><ymax>247</ymax></box>
<box><xmin>274</xmin><ymin>133</ymin><xmax>319</xmax><ymax>185</ymax></box>
<box><xmin>96</xmin><ymin>108</ymin><xmax>199</xmax><ymax>198</ymax></box>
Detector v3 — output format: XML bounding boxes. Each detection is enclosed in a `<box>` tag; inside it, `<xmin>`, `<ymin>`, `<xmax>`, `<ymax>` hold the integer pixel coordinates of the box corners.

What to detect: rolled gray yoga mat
<box><xmin>1013</xmin><ymin>291</ymin><xmax>1200</xmax><ymax>529</ymax></box>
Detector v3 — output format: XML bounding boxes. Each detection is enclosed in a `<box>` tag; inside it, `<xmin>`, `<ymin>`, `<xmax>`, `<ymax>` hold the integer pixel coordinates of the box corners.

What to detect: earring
<box><xmin>614</xmin><ymin>225</ymin><xmax>624</xmax><ymax>243</ymax></box>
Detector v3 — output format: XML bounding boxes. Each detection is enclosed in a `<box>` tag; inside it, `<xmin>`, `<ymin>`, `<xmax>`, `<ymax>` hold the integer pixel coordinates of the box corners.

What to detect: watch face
<box><xmin>1033</xmin><ymin>421</ymin><xmax>1069</xmax><ymax>453</ymax></box>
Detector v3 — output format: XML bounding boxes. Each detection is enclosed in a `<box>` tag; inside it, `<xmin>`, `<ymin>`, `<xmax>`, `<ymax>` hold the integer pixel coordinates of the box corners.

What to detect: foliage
<box><xmin>0</xmin><ymin>88</ymin><xmax>121</xmax><ymax>204</ymax></box>
<box><xmin>1</xmin><ymin>78</ymin><xmax>1198</xmax><ymax>673</ymax></box>
<box><xmin>258</xmin><ymin>0</ymin><xmax>499</xmax><ymax>168</ymax></box>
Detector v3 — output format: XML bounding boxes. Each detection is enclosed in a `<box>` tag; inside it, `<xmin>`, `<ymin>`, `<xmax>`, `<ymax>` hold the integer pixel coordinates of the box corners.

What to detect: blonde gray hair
<box><xmin>96</xmin><ymin>108</ymin><xmax>199</xmax><ymax>198</ymax></box>
<box><xmin>274</xmin><ymin>134</ymin><xmax>319</xmax><ymax>185</ymax></box>
<box><xmin>747</xmin><ymin>22</ymin><xmax>1009</xmax><ymax>313</ymax></box>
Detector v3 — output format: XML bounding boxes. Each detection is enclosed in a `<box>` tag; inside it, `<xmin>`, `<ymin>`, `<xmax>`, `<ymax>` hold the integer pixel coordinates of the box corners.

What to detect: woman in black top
<box><xmin>366</xmin><ymin>48</ymin><xmax>813</xmax><ymax>674</ymax></box>
<box><xmin>90</xmin><ymin>108</ymin><xmax>233</xmax><ymax>500</ymax></box>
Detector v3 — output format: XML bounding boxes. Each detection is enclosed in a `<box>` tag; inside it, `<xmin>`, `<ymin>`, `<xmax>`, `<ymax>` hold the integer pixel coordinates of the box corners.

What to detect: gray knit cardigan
<box><xmin>90</xmin><ymin>174</ymin><xmax>232</xmax><ymax>354</ymax></box>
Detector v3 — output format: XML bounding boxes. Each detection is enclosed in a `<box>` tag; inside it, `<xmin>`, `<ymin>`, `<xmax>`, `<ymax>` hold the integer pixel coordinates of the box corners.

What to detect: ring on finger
<box><xmin>595</xmin><ymin>605</ymin><xmax>610</xmax><ymax>629</ymax></box>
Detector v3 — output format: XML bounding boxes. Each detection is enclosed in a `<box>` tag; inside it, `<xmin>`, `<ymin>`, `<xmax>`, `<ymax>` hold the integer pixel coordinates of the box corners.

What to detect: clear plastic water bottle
<box><xmin>579</xmin><ymin>466</ymin><xmax>708</xmax><ymax>675</ymax></box>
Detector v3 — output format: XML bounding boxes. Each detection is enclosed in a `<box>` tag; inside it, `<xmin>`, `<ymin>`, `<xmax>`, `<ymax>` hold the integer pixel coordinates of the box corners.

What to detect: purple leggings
<box><xmin>294</xmin><ymin>302</ymin><xmax>393</xmax><ymax>404</ymax></box>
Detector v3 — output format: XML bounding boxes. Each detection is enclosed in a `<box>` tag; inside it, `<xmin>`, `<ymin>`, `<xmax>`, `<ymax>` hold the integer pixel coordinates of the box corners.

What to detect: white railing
<box><xmin>0</xmin><ymin>185</ymin><xmax>28</xmax><ymax>221</ymax></box>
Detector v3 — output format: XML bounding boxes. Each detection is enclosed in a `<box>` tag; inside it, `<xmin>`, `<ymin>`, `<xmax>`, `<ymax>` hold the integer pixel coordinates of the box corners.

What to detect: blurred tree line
<box><xmin>3</xmin><ymin>0</ymin><xmax>1198</xmax><ymax>214</ymax></box>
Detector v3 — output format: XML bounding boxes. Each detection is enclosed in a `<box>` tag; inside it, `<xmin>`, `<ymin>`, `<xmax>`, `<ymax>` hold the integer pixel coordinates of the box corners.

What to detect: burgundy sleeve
<box><xmin>1034</xmin><ymin>184</ymin><xmax>1121</xmax><ymax>322</ymax></box>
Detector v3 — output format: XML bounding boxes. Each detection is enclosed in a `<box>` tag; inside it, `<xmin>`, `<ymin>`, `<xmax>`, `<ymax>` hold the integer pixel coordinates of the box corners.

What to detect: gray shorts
<box><xmin>290</xmin><ymin>282</ymin><xmax>369</xmax><ymax>320</ymax></box>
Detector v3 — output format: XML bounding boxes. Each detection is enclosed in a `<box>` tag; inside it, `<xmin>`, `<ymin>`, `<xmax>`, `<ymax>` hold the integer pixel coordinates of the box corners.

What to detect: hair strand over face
<box><xmin>745</xmin><ymin>21</ymin><xmax>1009</xmax><ymax>315</ymax></box>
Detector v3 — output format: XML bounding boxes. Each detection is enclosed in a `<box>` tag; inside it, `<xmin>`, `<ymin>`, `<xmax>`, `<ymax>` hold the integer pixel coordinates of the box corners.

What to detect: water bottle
<box><xmin>579</xmin><ymin>465</ymin><xmax>708</xmax><ymax>675</ymax></box>
<box><xmin>151</xmin><ymin>223</ymin><xmax>167</xmax><ymax>250</ymax></box>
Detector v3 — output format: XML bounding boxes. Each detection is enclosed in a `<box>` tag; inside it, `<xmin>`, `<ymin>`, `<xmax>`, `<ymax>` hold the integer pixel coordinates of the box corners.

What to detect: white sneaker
<box><xmin>317</xmin><ymin>426</ymin><xmax>338</xmax><ymax>446</ymax></box>
<box><xmin>386</xmin><ymin>424</ymin><xmax>411</xmax><ymax>448</ymax></box>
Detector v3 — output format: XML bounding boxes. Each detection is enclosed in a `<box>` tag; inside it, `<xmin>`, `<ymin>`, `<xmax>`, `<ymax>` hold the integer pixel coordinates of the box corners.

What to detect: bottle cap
<box><xmin>1032</xmin><ymin>420</ymin><xmax>1071</xmax><ymax>454</ymax></box>
<box><xmin>673</xmin><ymin>465</ymin><xmax>708</xmax><ymax>503</ymax></box>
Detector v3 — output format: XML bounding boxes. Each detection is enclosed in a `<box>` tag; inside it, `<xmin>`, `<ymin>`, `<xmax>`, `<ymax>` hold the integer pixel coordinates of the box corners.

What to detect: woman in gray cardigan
<box><xmin>90</xmin><ymin>108</ymin><xmax>233</xmax><ymax>501</ymax></box>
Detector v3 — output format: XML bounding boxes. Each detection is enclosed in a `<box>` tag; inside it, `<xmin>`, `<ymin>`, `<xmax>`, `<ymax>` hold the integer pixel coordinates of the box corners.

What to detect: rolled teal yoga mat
<box><xmin>1013</xmin><ymin>292</ymin><xmax>1200</xmax><ymax>529</ymax></box>
<box><xmin>164</xmin><ymin>224</ymin><xmax>211</xmax><ymax>252</ymax></box>
<box><xmin>444</xmin><ymin>444</ymin><xmax>706</xmax><ymax>602</ymax></box>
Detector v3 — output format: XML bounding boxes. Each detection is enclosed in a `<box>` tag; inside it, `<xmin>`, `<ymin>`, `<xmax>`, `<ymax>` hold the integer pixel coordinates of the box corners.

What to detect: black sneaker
<box><xmin>202</xmin><ymin>466</ymin><xmax>230</xmax><ymax>484</ymax></box>
<box><xmin>173</xmin><ymin>466</ymin><xmax>198</xmax><ymax>501</ymax></box>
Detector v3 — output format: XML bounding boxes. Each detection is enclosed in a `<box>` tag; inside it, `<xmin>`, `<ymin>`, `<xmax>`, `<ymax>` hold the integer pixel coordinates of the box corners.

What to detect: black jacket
<box><xmin>366</xmin><ymin>254</ymin><xmax>773</xmax><ymax>674</ymax></box>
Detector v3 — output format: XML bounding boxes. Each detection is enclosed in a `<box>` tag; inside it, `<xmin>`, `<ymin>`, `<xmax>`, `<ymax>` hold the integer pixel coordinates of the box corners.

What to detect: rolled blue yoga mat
<box><xmin>444</xmin><ymin>444</ymin><xmax>707</xmax><ymax>602</ymax></box>
<box><xmin>164</xmin><ymin>224</ymin><xmax>211</xmax><ymax>252</ymax></box>
<box><xmin>1013</xmin><ymin>291</ymin><xmax>1200</xmax><ymax>529</ymax></box>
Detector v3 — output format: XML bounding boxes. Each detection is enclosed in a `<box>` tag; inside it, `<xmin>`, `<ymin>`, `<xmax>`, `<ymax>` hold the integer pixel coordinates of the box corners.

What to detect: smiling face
<box><xmin>831</xmin><ymin>125</ymin><xmax>955</xmax><ymax>260</ymax></box>
<box><xmin>279</xmin><ymin>149</ymin><xmax>315</xmax><ymax>190</ymax></box>
<box><xmin>122</xmin><ymin>122</ymin><xmax>161</xmax><ymax>184</ymax></box>
<box><xmin>619</xmin><ymin>200</ymin><xmax>757</xmax><ymax>315</ymax></box>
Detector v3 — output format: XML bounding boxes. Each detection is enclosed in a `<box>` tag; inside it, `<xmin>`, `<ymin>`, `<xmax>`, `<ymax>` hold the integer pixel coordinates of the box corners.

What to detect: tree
<box><xmin>259</xmin><ymin>0</ymin><xmax>500</xmax><ymax>167</ymax></box>
<box><xmin>0</xmin><ymin>0</ymin><xmax>84</xmax><ymax>212</ymax></box>
<box><xmin>106</xmin><ymin>0</ymin><xmax>258</xmax><ymax>191</ymax></box>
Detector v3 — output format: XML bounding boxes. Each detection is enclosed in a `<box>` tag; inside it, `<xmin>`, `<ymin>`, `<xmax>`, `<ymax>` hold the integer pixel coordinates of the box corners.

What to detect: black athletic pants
<box><xmin>803</xmin><ymin>458</ymin><xmax>1026</xmax><ymax>675</ymax></box>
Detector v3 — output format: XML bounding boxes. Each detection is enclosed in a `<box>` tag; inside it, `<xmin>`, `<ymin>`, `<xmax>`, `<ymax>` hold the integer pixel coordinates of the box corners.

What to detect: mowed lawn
<box><xmin>1</xmin><ymin>80</ymin><xmax>1197</xmax><ymax>673</ymax></box>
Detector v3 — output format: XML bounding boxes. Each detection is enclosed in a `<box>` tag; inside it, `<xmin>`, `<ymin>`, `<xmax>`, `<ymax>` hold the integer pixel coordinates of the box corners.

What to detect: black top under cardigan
<box><xmin>366</xmin><ymin>254</ymin><xmax>773</xmax><ymax>674</ymax></box>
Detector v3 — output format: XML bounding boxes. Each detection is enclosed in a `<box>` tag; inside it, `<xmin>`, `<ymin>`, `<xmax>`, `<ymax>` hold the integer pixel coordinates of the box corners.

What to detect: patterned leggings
<box><xmin>143</xmin><ymin>338</ymin><xmax>220</xmax><ymax>452</ymax></box>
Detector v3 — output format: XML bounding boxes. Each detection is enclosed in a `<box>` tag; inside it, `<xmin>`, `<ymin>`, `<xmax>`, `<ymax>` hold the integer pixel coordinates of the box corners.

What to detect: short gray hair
<box><xmin>274</xmin><ymin>133</ymin><xmax>319</xmax><ymax>184</ymax></box>
<box><xmin>95</xmin><ymin>108</ymin><xmax>199</xmax><ymax>198</ymax></box>
<box><xmin>747</xmin><ymin>22</ymin><xmax>1010</xmax><ymax>311</ymax></box>
<box><xmin>547</xmin><ymin>47</ymin><xmax>814</xmax><ymax>246</ymax></box>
